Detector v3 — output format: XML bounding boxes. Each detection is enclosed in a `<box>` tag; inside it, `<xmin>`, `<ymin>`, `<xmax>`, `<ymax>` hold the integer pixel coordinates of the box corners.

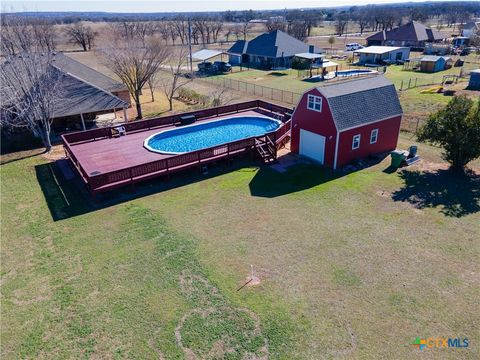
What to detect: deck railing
<box><xmin>62</xmin><ymin>100</ymin><xmax>291</xmax><ymax>145</ymax></box>
<box><xmin>62</xmin><ymin>100</ymin><xmax>292</xmax><ymax>194</ymax></box>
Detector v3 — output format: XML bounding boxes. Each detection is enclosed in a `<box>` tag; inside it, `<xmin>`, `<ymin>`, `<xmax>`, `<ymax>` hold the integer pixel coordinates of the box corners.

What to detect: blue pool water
<box><xmin>144</xmin><ymin>116</ymin><xmax>281</xmax><ymax>154</ymax></box>
<box><xmin>336</xmin><ymin>69</ymin><xmax>376</xmax><ymax>77</ymax></box>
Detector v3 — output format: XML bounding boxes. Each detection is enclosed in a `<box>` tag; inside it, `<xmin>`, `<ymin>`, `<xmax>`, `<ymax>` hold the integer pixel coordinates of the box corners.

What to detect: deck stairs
<box><xmin>255</xmin><ymin>135</ymin><xmax>277</xmax><ymax>163</ymax></box>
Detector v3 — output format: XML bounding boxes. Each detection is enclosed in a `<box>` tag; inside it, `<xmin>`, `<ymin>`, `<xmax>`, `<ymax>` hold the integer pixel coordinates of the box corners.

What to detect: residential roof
<box><xmin>420</xmin><ymin>55</ymin><xmax>452</xmax><ymax>62</ymax></box>
<box><xmin>1</xmin><ymin>53</ymin><xmax>128</xmax><ymax>119</ymax></box>
<box><xmin>295</xmin><ymin>53</ymin><xmax>325</xmax><ymax>60</ymax></box>
<box><xmin>51</xmin><ymin>52</ymin><xmax>127</xmax><ymax>93</ymax></box>
<box><xmin>317</xmin><ymin>76</ymin><xmax>402</xmax><ymax>131</ymax></box>
<box><xmin>367</xmin><ymin>21</ymin><xmax>444</xmax><ymax>43</ymax></box>
<box><xmin>354</xmin><ymin>46</ymin><xmax>406</xmax><ymax>54</ymax></box>
<box><xmin>192</xmin><ymin>49</ymin><xmax>223</xmax><ymax>61</ymax></box>
<box><xmin>53</xmin><ymin>72</ymin><xmax>127</xmax><ymax>118</ymax></box>
<box><xmin>462</xmin><ymin>21</ymin><xmax>480</xmax><ymax>31</ymax></box>
<box><xmin>228</xmin><ymin>40</ymin><xmax>248</xmax><ymax>54</ymax></box>
<box><xmin>228</xmin><ymin>30</ymin><xmax>322</xmax><ymax>58</ymax></box>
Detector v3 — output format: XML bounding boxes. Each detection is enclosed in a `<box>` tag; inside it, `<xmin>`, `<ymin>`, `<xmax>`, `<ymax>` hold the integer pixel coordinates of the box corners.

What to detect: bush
<box><xmin>291</xmin><ymin>57</ymin><xmax>310</xmax><ymax>70</ymax></box>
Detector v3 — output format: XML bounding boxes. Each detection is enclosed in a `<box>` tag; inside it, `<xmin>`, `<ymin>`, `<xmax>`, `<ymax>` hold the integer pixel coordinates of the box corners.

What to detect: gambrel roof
<box><xmin>317</xmin><ymin>76</ymin><xmax>403</xmax><ymax>131</ymax></box>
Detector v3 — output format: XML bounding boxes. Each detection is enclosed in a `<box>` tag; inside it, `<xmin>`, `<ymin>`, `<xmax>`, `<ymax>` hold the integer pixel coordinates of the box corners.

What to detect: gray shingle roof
<box><xmin>228</xmin><ymin>40</ymin><xmax>248</xmax><ymax>54</ymax></box>
<box><xmin>367</xmin><ymin>21</ymin><xmax>444</xmax><ymax>43</ymax></box>
<box><xmin>1</xmin><ymin>53</ymin><xmax>128</xmax><ymax>119</ymax></box>
<box><xmin>53</xmin><ymin>72</ymin><xmax>127</xmax><ymax>117</ymax></box>
<box><xmin>318</xmin><ymin>76</ymin><xmax>402</xmax><ymax>131</ymax></box>
<box><xmin>51</xmin><ymin>52</ymin><xmax>127</xmax><ymax>92</ymax></box>
<box><xmin>228</xmin><ymin>30</ymin><xmax>321</xmax><ymax>58</ymax></box>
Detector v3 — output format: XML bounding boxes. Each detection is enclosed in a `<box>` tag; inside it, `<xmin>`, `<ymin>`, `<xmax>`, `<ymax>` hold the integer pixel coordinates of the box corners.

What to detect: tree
<box><xmin>146</xmin><ymin>70</ymin><xmax>161</xmax><ymax>102</ymax></box>
<box><xmin>210</xmin><ymin>87</ymin><xmax>230</xmax><ymax>107</ymax></box>
<box><xmin>0</xmin><ymin>53</ymin><xmax>61</xmax><ymax>152</ymax></box>
<box><xmin>328</xmin><ymin>36</ymin><xmax>335</xmax><ymax>50</ymax></box>
<box><xmin>288</xmin><ymin>20</ymin><xmax>309</xmax><ymax>41</ymax></box>
<box><xmin>65</xmin><ymin>23</ymin><xmax>97</xmax><ymax>51</ymax></box>
<box><xmin>265</xmin><ymin>18</ymin><xmax>286</xmax><ymax>32</ymax></box>
<box><xmin>160</xmin><ymin>47</ymin><xmax>191</xmax><ymax>112</ymax></box>
<box><xmin>100</xmin><ymin>39</ymin><xmax>169</xmax><ymax>119</ymax></box>
<box><xmin>0</xmin><ymin>15</ymin><xmax>57</xmax><ymax>56</ymax></box>
<box><xmin>335</xmin><ymin>13</ymin><xmax>349</xmax><ymax>35</ymax></box>
<box><xmin>418</xmin><ymin>96</ymin><xmax>480</xmax><ymax>170</ymax></box>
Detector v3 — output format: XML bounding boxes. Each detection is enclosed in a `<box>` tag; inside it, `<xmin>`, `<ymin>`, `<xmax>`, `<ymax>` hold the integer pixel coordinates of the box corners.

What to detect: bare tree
<box><xmin>241</xmin><ymin>21</ymin><xmax>250</xmax><ymax>41</ymax></box>
<box><xmin>146</xmin><ymin>70</ymin><xmax>161</xmax><ymax>102</ymax></box>
<box><xmin>157</xmin><ymin>21</ymin><xmax>171</xmax><ymax>44</ymax></box>
<box><xmin>65</xmin><ymin>23</ymin><xmax>98</xmax><ymax>51</ymax></box>
<box><xmin>211</xmin><ymin>19</ymin><xmax>224</xmax><ymax>43</ymax></box>
<box><xmin>100</xmin><ymin>39</ymin><xmax>169</xmax><ymax>119</ymax></box>
<box><xmin>224</xmin><ymin>26</ymin><xmax>233</xmax><ymax>42</ymax></box>
<box><xmin>0</xmin><ymin>53</ymin><xmax>61</xmax><ymax>152</ymax></box>
<box><xmin>288</xmin><ymin>20</ymin><xmax>309</xmax><ymax>41</ymax></box>
<box><xmin>335</xmin><ymin>14</ymin><xmax>349</xmax><ymax>35</ymax></box>
<box><xmin>172</xmin><ymin>16</ymin><xmax>188</xmax><ymax>45</ymax></box>
<box><xmin>0</xmin><ymin>15</ymin><xmax>57</xmax><ymax>56</ymax></box>
<box><xmin>266</xmin><ymin>19</ymin><xmax>286</xmax><ymax>32</ymax></box>
<box><xmin>210</xmin><ymin>87</ymin><xmax>230</xmax><ymax>107</ymax></box>
<box><xmin>160</xmin><ymin>47</ymin><xmax>191</xmax><ymax>112</ymax></box>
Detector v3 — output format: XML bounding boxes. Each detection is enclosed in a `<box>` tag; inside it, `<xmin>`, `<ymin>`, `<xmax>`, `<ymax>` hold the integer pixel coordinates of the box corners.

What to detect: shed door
<box><xmin>299</xmin><ymin>129</ymin><xmax>326</xmax><ymax>164</ymax></box>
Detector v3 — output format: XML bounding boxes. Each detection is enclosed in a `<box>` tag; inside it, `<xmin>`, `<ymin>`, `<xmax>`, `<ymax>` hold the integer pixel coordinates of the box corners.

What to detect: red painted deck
<box><xmin>62</xmin><ymin>101</ymin><xmax>292</xmax><ymax>194</ymax></box>
<box><xmin>71</xmin><ymin>110</ymin><xmax>264</xmax><ymax>175</ymax></box>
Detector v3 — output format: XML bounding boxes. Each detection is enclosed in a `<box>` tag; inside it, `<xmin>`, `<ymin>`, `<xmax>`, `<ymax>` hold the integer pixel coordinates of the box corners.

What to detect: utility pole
<box><xmin>188</xmin><ymin>17</ymin><xmax>193</xmax><ymax>73</ymax></box>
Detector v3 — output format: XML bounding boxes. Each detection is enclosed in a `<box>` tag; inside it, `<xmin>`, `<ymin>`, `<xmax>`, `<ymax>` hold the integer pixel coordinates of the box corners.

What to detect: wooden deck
<box><xmin>62</xmin><ymin>100</ymin><xmax>292</xmax><ymax>194</ymax></box>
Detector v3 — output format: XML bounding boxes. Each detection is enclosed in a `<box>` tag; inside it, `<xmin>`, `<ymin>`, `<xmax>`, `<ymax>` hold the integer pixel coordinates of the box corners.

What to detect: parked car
<box><xmin>197</xmin><ymin>61</ymin><xmax>232</xmax><ymax>75</ymax></box>
<box><xmin>213</xmin><ymin>61</ymin><xmax>232</xmax><ymax>72</ymax></box>
<box><xmin>346</xmin><ymin>43</ymin><xmax>363</xmax><ymax>51</ymax></box>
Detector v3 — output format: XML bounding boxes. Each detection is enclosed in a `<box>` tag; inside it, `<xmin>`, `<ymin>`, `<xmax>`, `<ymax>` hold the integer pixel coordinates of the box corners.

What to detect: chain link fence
<box><xmin>197</xmin><ymin>76</ymin><xmax>302</xmax><ymax>105</ymax></box>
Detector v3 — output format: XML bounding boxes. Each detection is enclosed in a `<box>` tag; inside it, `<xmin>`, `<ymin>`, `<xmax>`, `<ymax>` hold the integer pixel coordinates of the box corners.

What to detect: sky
<box><xmin>1</xmin><ymin>0</ymin><xmax>464</xmax><ymax>13</ymax></box>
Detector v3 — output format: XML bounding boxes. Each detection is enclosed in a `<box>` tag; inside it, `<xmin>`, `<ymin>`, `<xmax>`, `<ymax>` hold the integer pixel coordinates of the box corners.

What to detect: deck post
<box><xmin>123</xmin><ymin>107</ymin><xmax>128</xmax><ymax>122</ymax></box>
<box><xmin>80</xmin><ymin>113</ymin><xmax>86</xmax><ymax>131</ymax></box>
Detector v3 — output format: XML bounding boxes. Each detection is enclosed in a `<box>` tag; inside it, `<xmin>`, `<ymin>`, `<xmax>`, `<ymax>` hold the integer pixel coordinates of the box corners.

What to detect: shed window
<box><xmin>352</xmin><ymin>134</ymin><xmax>361</xmax><ymax>150</ymax></box>
<box><xmin>307</xmin><ymin>94</ymin><xmax>322</xmax><ymax>112</ymax></box>
<box><xmin>370</xmin><ymin>129</ymin><xmax>378</xmax><ymax>144</ymax></box>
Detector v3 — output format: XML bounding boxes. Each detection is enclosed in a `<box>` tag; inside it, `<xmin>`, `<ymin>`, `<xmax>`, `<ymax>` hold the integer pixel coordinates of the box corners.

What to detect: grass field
<box><xmin>1</xmin><ymin>133</ymin><xmax>479</xmax><ymax>359</ymax></box>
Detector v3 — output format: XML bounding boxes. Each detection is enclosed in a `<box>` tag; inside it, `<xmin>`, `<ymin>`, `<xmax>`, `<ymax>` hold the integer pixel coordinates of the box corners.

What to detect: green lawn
<box><xmin>1</xmin><ymin>134</ymin><xmax>479</xmax><ymax>359</ymax></box>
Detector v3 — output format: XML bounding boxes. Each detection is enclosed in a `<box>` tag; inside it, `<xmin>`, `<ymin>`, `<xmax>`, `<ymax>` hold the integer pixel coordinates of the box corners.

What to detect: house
<box><xmin>354</xmin><ymin>46</ymin><xmax>410</xmax><ymax>65</ymax></box>
<box><xmin>290</xmin><ymin>76</ymin><xmax>402</xmax><ymax>169</ymax></box>
<box><xmin>366</xmin><ymin>21</ymin><xmax>444</xmax><ymax>49</ymax></box>
<box><xmin>461</xmin><ymin>21</ymin><xmax>480</xmax><ymax>38</ymax></box>
<box><xmin>228</xmin><ymin>30</ymin><xmax>322</xmax><ymax>69</ymax></box>
<box><xmin>1</xmin><ymin>52</ymin><xmax>130</xmax><ymax>131</ymax></box>
<box><xmin>468</xmin><ymin>69</ymin><xmax>480</xmax><ymax>90</ymax></box>
<box><xmin>419</xmin><ymin>55</ymin><xmax>453</xmax><ymax>73</ymax></box>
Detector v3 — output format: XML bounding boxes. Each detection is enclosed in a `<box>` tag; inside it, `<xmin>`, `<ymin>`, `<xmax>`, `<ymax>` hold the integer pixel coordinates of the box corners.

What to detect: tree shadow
<box><xmin>391</xmin><ymin>169</ymin><xmax>480</xmax><ymax>217</ymax></box>
<box><xmin>249</xmin><ymin>163</ymin><xmax>340</xmax><ymax>198</ymax></box>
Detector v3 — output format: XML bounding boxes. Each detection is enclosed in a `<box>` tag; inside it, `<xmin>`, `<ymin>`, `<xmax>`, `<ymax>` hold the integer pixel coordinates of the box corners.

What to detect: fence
<box><xmin>397</xmin><ymin>63</ymin><xmax>478</xmax><ymax>91</ymax></box>
<box><xmin>198</xmin><ymin>76</ymin><xmax>302</xmax><ymax>105</ymax></box>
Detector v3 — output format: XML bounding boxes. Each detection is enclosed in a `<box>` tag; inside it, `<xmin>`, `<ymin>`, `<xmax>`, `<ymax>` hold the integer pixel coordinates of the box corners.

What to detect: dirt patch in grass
<box><xmin>176</xmin><ymin>270</ymin><xmax>268</xmax><ymax>359</ymax></box>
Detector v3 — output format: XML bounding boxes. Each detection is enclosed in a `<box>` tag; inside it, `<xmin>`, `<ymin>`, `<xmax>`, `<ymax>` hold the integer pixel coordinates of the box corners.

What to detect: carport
<box><xmin>295</xmin><ymin>53</ymin><xmax>338</xmax><ymax>78</ymax></box>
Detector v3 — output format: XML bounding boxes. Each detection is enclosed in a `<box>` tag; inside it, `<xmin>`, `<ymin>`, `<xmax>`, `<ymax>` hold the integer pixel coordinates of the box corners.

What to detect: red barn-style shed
<box><xmin>290</xmin><ymin>76</ymin><xmax>403</xmax><ymax>169</ymax></box>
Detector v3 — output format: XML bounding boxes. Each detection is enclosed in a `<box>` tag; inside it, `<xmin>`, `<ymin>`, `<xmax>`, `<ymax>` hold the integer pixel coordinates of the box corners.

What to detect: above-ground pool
<box><xmin>336</xmin><ymin>69</ymin><xmax>378</xmax><ymax>77</ymax></box>
<box><xmin>144</xmin><ymin>116</ymin><xmax>281</xmax><ymax>154</ymax></box>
